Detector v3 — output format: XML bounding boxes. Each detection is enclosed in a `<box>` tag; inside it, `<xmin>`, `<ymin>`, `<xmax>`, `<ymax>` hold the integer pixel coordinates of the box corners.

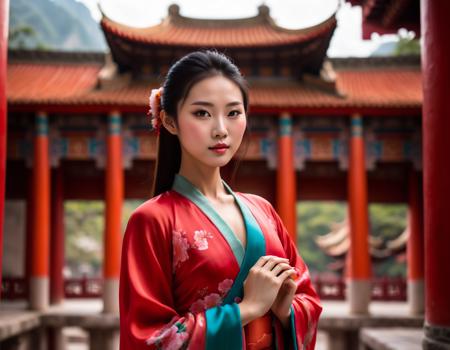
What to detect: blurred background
<box><xmin>1</xmin><ymin>0</ymin><xmax>435</xmax><ymax>349</ymax></box>
<box><xmin>4</xmin><ymin>0</ymin><xmax>419</xmax><ymax>282</ymax></box>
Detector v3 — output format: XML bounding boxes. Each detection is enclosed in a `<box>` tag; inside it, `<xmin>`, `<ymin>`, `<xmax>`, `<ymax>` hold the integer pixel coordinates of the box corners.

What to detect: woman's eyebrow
<box><xmin>191</xmin><ymin>101</ymin><xmax>243</xmax><ymax>107</ymax></box>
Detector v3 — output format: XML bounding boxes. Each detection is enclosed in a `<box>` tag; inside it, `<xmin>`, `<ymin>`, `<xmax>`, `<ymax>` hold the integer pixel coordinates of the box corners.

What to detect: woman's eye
<box><xmin>228</xmin><ymin>110</ymin><xmax>242</xmax><ymax>117</ymax></box>
<box><xmin>193</xmin><ymin>110</ymin><xmax>210</xmax><ymax>118</ymax></box>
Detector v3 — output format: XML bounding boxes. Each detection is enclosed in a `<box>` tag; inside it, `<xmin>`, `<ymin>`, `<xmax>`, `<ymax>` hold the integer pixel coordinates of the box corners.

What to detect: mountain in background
<box><xmin>370</xmin><ymin>38</ymin><xmax>420</xmax><ymax>57</ymax></box>
<box><xmin>370</xmin><ymin>41</ymin><xmax>397</xmax><ymax>57</ymax></box>
<box><xmin>9</xmin><ymin>0</ymin><xmax>107</xmax><ymax>51</ymax></box>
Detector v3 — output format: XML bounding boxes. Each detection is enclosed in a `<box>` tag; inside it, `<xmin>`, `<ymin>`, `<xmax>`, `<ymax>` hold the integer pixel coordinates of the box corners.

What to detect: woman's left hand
<box><xmin>271</xmin><ymin>273</ymin><xmax>297</xmax><ymax>328</ymax></box>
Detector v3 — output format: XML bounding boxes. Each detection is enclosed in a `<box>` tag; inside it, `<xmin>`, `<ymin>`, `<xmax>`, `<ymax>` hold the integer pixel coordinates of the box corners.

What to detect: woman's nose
<box><xmin>212</xmin><ymin>116</ymin><xmax>228</xmax><ymax>137</ymax></box>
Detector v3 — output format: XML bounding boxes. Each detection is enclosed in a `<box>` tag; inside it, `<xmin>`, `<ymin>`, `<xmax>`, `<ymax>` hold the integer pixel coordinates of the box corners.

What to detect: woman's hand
<box><xmin>271</xmin><ymin>276</ymin><xmax>297</xmax><ymax>328</ymax></box>
<box><xmin>239</xmin><ymin>255</ymin><xmax>296</xmax><ymax>326</ymax></box>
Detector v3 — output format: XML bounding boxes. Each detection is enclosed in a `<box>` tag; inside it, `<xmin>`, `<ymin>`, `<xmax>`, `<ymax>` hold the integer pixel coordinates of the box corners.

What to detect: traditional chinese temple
<box><xmin>315</xmin><ymin>219</ymin><xmax>408</xmax><ymax>265</ymax></box>
<box><xmin>1</xmin><ymin>1</ymin><xmax>449</xmax><ymax>349</ymax></box>
<box><xmin>345</xmin><ymin>1</ymin><xmax>450</xmax><ymax>349</ymax></box>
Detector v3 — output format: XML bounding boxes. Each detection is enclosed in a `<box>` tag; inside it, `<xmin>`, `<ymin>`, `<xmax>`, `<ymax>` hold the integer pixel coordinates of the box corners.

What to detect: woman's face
<box><xmin>173</xmin><ymin>75</ymin><xmax>247</xmax><ymax>169</ymax></box>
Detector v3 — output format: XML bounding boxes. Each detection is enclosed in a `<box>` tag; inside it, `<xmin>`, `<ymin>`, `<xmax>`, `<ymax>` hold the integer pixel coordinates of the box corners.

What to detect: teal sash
<box><xmin>220</xmin><ymin>180</ymin><xmax>266</xmax><ymax>304</ymax></box>
<box><xmin>172</xmin><ymin>174</ymin><xmax>266</xmax><ymax>350</ymax></box>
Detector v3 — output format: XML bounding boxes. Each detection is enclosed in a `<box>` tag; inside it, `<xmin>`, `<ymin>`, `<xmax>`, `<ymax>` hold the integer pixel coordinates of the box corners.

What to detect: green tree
<box><xmin>64</xmin><ymin>200</ymin><xmax>144</xmax><ymax>277</ymax></box>
<box><xmin>394</xmin><ymin>37</ymin><xmax>420</xmax><ymax>56</ymax></box>
<box><xmin>8</xmin><ymin>25</ymin><xmax>48</xmax><ymax>50</ymax></box>
<box><xmin>65</xmin><ymin>201</ymin><xmax>104</xmax><ymax>276</ymax></box>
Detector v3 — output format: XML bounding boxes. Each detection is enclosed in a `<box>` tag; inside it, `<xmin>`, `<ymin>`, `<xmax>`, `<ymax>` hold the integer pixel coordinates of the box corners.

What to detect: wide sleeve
<box><xmin>268</xmin><ymin>204</ymin><xmax>323</xmax><ymax>350</ymax></box>
<box><xmin>119</xmin><ymin>207</ymin><xmax>243</xmax><ymax>350</ymax></box>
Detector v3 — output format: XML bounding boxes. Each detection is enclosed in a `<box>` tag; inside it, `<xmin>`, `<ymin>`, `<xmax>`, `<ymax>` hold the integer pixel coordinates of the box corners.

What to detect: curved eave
<box><xmin>100</xmin><ymin>12</ymin><xmax>337</xmax><ymax>48</ymax></box>
<box><xmin>7</xmin><ymin>63</ymin><xmax>422</xmax><ymax>114</ymax></box>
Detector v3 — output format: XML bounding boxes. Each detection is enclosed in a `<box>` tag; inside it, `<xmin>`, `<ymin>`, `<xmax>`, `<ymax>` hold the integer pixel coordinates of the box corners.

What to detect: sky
<box><xmin>76</xmin><ymin>0</ymin><xmax>402</xmax><ymax>57</ymax></box>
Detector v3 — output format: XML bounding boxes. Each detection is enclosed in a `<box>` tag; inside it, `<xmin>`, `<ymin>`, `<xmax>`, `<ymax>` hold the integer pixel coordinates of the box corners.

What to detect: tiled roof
<box><xmin>7</xmin><ymin>62</ymin><xmax>422</xmax><ymax>112</ymax></box>
<box><xmin>100</xmin><ymin>4</ymin><xmax>337</xmax><ymax>48</ymax></box>
<box><xmin>7</xmin><ymin>63</ymin><xmax>101</xmax><ymax>103</ymax></box>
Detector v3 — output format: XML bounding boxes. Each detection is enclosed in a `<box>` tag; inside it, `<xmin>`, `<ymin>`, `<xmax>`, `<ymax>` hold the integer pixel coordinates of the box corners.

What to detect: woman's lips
<box><xmin>209</xmin><ymin>145</ymin><xmax>229</xmax><ymax>154</ymax></box>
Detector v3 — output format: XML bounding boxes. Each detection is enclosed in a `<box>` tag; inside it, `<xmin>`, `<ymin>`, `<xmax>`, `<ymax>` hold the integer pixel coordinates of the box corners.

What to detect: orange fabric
<box><xmin>245</xmin><ymin>314</ymin><xmax>273</xmax><ymax>350</ymax></box>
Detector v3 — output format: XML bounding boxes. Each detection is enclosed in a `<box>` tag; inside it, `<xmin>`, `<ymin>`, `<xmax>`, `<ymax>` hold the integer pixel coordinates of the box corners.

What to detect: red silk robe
<box><xmin>120</xmin><ymin>174</ymin><xmax>322</xmax><ymax>349</ymax></box>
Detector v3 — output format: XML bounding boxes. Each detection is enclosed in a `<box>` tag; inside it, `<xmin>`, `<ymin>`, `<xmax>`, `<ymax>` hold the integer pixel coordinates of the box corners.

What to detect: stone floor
<box><xmin>57</xmin><ymin>328</ymin><xmax>328</xmax><ymax>350</ymax></box>
<box><xmin>360</xmin><ymin>328</ymin><xmax>423</xmax><ymax>350</ymax></box>
<box><xmin>0</xmin><ymin>300</ymin><xmax>422</xmax><ymax>350</ymax></box>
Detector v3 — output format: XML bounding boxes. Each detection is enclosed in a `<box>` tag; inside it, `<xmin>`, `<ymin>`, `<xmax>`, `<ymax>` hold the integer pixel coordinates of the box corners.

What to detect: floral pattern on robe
<box><xmin>119</xmin><ymin>175</ymin><xmax>322</xmax><ymax>350</ymax></box>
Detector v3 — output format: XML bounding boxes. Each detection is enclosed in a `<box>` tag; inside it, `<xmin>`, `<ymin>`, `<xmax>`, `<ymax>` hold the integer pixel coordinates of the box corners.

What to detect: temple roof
<box><xmin>6</xmin><ymin>52</ymin><xmax>422</xmax><ymax>114</ymax></box>
<box><xmin>6</xmin><ymin>67</ymin><xmax>421</xmax><ymax>114</ymax></box>
<box><xmin>315</xmin><ymin>220</ymin><xmax>407</xmax><ymax>261</ymax></box>
<box><xmin>100</xmin><ymin>4</ymin><xmax>337</xmax><ymax>48</ymax></box>
<box><xmin>99</xmin><ymin>4</ymin><xmax>337</xmax><ymax>77</ymax></box>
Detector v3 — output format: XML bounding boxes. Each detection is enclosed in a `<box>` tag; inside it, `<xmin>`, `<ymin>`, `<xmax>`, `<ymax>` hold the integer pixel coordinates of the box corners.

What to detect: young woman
<box><xmin>120</xmin><ymin>50</ymin><xmax>322</xmax><ymax>350</ymax></box>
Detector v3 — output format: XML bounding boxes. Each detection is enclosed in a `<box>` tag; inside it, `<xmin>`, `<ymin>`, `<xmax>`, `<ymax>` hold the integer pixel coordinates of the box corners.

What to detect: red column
<box><xmin>0</xmin><ymin>0</ymin><xmax>10</xmax><ymax>299</ymax></box>
<box><xmin>422</xmin><ymin>0</ymin><xmax>450</xmax><ymax>346</ymax></box>
<box><xmin>276</xmin><ymin>112</ymin><xmax>297</xmax><ymax>242</ymax></box>
<box><xmin>30</xmin><ymin>112</ymin><xmax>50</xmax><ymax>310</ymax></box>
<box><xmin>50</xmin><ymin>167</ymin><xmax>65</xmax><ymax>305</ymax></box>
<box><xmin>103</xmin><ymin>111</ymin><xmax>123</xmax><ymax>313</ymax></box>
<box><xmin>347</xmin><ymin>114</ymin><xmax>371</xmax><ymax>314</ymax></box>
<box><xmin>407</xmin><ymin>169</ymin><xmax>424</xmax><ymax>315</ymax></box>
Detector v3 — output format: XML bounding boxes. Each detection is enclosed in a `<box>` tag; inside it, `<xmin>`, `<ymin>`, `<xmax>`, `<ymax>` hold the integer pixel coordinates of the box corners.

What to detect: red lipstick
<box><xmin>209</xmin><ymin>143</ymin><xmax>229</xmax><ymax>154</ymax></box>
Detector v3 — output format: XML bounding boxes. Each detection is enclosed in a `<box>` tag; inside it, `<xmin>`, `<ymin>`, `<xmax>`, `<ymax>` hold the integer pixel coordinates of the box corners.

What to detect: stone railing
<box><xmin>2</xmin><ymin>275</ymin><xmax>407</xmax><ymax>301</ymax></box>
<box><xmin>313</xmin><ymin>276</ymin><xmax>407</xmax><ymax>301</ymax></box>
<box><xmin>0</xmin><ymin>311</ymin><xmax>119</xmax><ymax>350</ymax></box>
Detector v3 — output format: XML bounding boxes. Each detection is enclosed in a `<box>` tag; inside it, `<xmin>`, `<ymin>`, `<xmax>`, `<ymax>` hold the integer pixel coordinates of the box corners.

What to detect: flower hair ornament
<box><xmin>148</xmin><ymin>87</ymin><xmax>164</xmax><ymax>135</ymax></box>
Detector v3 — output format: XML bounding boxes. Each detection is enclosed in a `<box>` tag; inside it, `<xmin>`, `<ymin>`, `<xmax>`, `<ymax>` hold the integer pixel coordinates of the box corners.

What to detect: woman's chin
<box><xmin>202</xmin><ymin>156</ymin><xmax>233</xmax><ymax>168</ymax></box>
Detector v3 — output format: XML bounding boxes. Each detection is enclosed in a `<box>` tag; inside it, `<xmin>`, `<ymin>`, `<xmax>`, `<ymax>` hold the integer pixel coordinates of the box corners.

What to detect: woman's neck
<box><xmin>177</xmin><ymin>159</ymin><xmax>226</xmax><ymax>201</ymax></box>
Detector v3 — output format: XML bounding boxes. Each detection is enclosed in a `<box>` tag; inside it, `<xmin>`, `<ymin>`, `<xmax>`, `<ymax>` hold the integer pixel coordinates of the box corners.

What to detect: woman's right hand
<box><xmin>238</xmin><ymin>255</ymin><xmax>296</xmax><ymax>326</ymax></box>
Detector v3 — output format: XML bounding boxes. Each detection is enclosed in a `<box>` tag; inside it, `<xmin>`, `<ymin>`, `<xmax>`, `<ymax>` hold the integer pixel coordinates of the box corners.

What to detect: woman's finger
<box><xmin>254</xmin><ymin>255</ymin><xmax>273</xmax><ymax>268</ymax></box>
<box><xmin>261</xmin><ymin>256</ymin><xmax>289</xmax><ymax>270</ymax></box>
<box><xmin>277</xmin><ymin>268</ymin><xmax>297</xmax><ymax>282</ymax></box>
<box><xmin>271</xmin><ymin>262</ymin><xmax>292</xmax><ymax>276</ymax></box>
<box><xmin>283</xmin><ymin>278</ymin><xmax>297</xmax><ymax>290</ymax></box>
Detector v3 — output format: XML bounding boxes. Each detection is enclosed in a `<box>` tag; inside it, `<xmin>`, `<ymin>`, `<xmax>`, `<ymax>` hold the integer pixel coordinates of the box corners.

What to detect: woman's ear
<box><xmin>160</xmin><ymin>110</ymin><xmax>178</xmax><ymax>135</ymax></box>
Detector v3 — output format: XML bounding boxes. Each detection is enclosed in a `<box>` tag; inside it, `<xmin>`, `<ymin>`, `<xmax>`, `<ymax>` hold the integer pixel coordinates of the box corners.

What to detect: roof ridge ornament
<box><xmin>168</xmin><ymin>4</ymin><xmax>180</xmax><ymax>17</ymax></box>
<box><xmin>257</xmin><ymin>4</ymin><xmax>270</xmax><ymax>18</ymax></box>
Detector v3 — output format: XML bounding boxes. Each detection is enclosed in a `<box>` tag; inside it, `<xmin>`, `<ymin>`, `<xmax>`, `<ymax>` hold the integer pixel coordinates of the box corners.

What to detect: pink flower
<box><xmin>172</xmin><ymin>229</ymin><xmax>190</xmax><ymax>270</ymax></box>
<box><xmin>146</xmin><ymin>323</ymin><xmax>188</xmax><ymax>350</ymax></box>
<box><xmin>148</xmin><ymin>87</ymin><xmax>163</xmax><ymax>135</ymax></box>
<box><xmin>146</xmin><ymin>324</ymin><xmax>176</xmax><ymax>346</ymax></box>
<box><xmin>193</xmin><ymin>230</ymin><xmax>213</xmax><ymax>250</ymax></box>
<box><xmin>163</xmin><ymin>331</ymin><xmax>189</xmax><ymax>350</ymax></box>
<box><xmin>218</xmin><ymin>279</ymin><xmax>234</xmax><ymax>295</ymax></box>
<box><xmin>189</xmin><ymin>292</ymin><xmax>223</xmax><ymax>314</ymax></box>
<box><xmin>204</xmin><ymin>293</ymin><xmax>222</xmax><ymax>308</ymax></box>
<box><xmin>189</xmin><ymin>298</ymin><xmax>206</xmax><ymax>314</ymax></box>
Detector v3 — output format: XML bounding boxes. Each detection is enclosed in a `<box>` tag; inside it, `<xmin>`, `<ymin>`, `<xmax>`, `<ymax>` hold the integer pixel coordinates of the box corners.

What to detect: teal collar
<box><xmin>172</xmin><ymin>173</ymin><xmax>246</xmax><ymax>265</ymax></box>
<box><xmin>172</xmin><ymin>173</ymin><xmax>266</xmax><ymax>306</ymax></box>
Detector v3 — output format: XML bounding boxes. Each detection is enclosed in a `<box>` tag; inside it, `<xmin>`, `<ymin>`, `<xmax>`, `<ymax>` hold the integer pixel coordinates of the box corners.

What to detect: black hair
<box><xmin>151</xmin><ymin>50</ymin><xmax>250</xmax><ymax>197</ymax></box>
